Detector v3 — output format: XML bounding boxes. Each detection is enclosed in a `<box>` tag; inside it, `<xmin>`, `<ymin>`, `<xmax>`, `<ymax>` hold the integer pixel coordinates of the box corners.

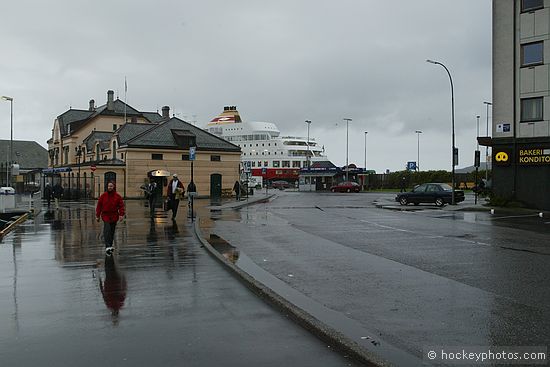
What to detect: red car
<box><xmin>330</xmin><ymin>181</ymin><xmax>361</xmax><ymax>193</ymax></box>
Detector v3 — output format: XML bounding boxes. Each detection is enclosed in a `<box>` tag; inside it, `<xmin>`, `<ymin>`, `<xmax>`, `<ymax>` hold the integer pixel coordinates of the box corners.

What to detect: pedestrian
<box><xmin>44</xmin><ymin>182</ymin><xmax>52</xmax><ymax>208</ymax></box>
<box><xmin>144</xmin><ymin>180</ymin><xmax>158</xmax><ymax>219</ymax></box>
<box><xmin>96</xmin><ymin>181</ymin><xmax>125</xmax><ymax>256</ymax></box>
<box><xmin>400</xmin><ymin>176</ymin><xmax>407</xmax><ymax>193</ymax></box>
<box><xmin>187</xmin><ymin>180</ymin><xmax>197</xmax><ymax>217</ymax></box>
<box><xmin>52</xmin><ymin>182</ymin><xmax>64</xmax><ymax>210</ymax></box>
<box><xmin>233</xmin><ymin>180</ymin><xmax>241</xmax><ymax>201</ymax></box>
<box><xmin>167</xmin><ymin>174</ymin><xmax>184</xmax><ymax>220</ymax></box>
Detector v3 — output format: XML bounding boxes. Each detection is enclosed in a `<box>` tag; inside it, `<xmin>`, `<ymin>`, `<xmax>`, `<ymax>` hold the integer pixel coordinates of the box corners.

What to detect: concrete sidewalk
<box><xmin>0</xmin><ymin>200</ymin><xmax>361</xmax><ymax>367</ymax></box>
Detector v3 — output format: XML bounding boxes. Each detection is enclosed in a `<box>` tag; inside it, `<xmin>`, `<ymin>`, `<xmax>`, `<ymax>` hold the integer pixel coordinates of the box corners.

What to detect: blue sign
<box><xmin>407</xmin><ymin>161</ymin><xmax>417</xmax><ymax>171</ymax></box>
<box><xmin>261</xmin><ymin>167</ymin><xmax>267</xmax><ymax>174</ymax></box>
<box><xmin>189</xmin><ymin>147</ymin><xmax>196</xmax><ymax>161</ymax></box>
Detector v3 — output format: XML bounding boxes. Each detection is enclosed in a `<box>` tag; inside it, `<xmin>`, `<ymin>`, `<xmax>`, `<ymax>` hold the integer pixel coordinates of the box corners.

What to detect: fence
<box><xmin>42</xmin><ymin>176</ymin><xmax>96</xmax><ymax>201</ymax></box>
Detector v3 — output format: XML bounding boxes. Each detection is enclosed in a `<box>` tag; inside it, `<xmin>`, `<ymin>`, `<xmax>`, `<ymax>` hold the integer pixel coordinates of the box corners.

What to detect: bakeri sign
<box><xmin>518</xmin><ymin>147</ymin><xmax>550</xmax><ymax>165</ymax></box>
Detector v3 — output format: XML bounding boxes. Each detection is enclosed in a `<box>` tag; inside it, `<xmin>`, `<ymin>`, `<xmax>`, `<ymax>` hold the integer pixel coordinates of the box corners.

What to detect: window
<box><xmin>273</xmin><ymin>161</ymin><xmax>280</xmax><ymax>168</ymax></box>
<box><xmin>521</xmin><ymin>97</ymin><xmax>543</xmax><ymax>122</ymax></box>
<box><xmin>211</xmin><ymin>155</ymin><xmax>221</xmax><ymax>161</ymax></box>
<box><xmin>258</xmin><ymin>161</ymin><xmax>262</xmax><ymax>167</ymax></box>
<box><xmin>251</xmin><ymin>161</ymin><xmax>256</xmax><ymax>167</ymax></box>
<box><xmin>152</xmin><ymin>153</ymin><xmax>163</xmax><ymax>160</ymax></box>
<box><xmin>292</xmin><ymin>161</ymin><xmax>301</xmax><ymax>168</ymax></box>
<box><xmin>113</xmin><ymin>124</ymin><xmax>117</xmax><ymax>131</ymax></box>
<box><xmin>282</xmin><ymin>161</ymin><xmax>290</xmax><ymax>168</ymax></box>
<box><xmin>182</xmin><ymin>154</ymin><xmax>189</xmax><ymax>160</ymax></box>
<box><xmin>521</xmin><ymin>42</ymin><xmax>543</xmax><ymax>66</ymax></box>
<box><xmin>112</xmin><ymin>141</ymin><xmax>117</xmax><ymax>159</ymax></box>
<box><xmin>96</xmin><ymin>145</ymin><xmax>100</xmax><ymax>161</ymax></box>
<box><xmin>521</xmin><ymin>0</ymin><xmax>543</xmax><ymax>12</ymax></box>
<box><xmin>264</xmin><ymin>161</ymin><xmax>268</xmax><ymax>167</ymax></box>
<box><xmin>121</xmin><ymin>153</ymin><xmax>124</xmax><ymax>160</ymax></box>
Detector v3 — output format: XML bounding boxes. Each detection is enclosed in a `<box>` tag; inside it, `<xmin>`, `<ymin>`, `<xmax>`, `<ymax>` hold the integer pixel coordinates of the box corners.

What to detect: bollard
<box><xmin>490</xmin><ymin>209</ymin><xmax>495</xmax><ymax>215</ymax></box>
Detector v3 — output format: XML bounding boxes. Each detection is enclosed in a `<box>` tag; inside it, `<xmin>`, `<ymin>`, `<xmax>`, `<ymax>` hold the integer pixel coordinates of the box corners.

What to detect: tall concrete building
<box><xmin>491</xmin><ymin>0</ymin><xmax>550</xmax><ymax>209</ymax></box>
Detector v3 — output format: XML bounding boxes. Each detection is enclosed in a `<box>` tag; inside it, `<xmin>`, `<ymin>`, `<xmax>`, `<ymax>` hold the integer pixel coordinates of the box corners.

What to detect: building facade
<box><xmin>47</xmin><ymin>90</ymin><xmax>241</xmax><ymax>199</ymax></box>
<box><xmin>491</xmin><ymin>0</ymin><xmax>550</xmax><ymax>209</ymax></box>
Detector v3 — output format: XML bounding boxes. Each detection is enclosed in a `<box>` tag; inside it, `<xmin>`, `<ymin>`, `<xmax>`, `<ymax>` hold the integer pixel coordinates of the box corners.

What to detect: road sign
<box><xmin>90</xmin><ymin>164</ymin><xmax>97</xmax><ymax>172</ymax></box>
<box><xmin>244</xmin><ymin>161</ymin><xmax>251</xmax><ymax>173</ymax></box>
<box><xmin>407</xmin><ymin>161</ymin><xmax>417</xmax><ymax>171</ymax></box>
<box><xmin>189</xmin><ymin>146</ymin><xmax>196</xmax><ymax>161</ymax></box>
<box><xmin>261</xmin><ymin>167</ymin><xmax>267</xmax><ymax>174</ymax></box>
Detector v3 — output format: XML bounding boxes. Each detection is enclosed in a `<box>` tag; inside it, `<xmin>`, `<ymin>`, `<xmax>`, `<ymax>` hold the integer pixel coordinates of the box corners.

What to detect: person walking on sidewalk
<box><xmin>52</xmin><ymin>182</ymin><xmax>63</xmax><ymax>210</ymax></box>
<box><xmin>145</xmin><ymin>180</ymin><xmax>158</xmax><ymax>219</ymax></box>
<box><xmin>167</xmin><ymin>174</ymin><xmax>184</xmax><ymax>220</ymax></box>
<box><xmin>233</xmin><ymin>180</ymin><xmax>241</xmax><ymax>201</ymax></box>
<box><xmin>96</xmin><ymin>181</ymin><xmax>125</xmax><ymax>256</ymax></box>
<box><xmin>44</xmin><ymin>182</ymin><xmax>53</xmax><ymax>208</ymax></box>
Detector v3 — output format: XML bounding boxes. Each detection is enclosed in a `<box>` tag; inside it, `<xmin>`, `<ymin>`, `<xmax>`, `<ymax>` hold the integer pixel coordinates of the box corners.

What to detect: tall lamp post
<box><xmin>364</xmin><ymin>131</ymin><xmax>368</xmax><ymax>171</ymax></box>
<box><xmin>75</xmin><ymin>146</ymin><xmax>82</xmax><ymax>200</ymax></box>
<box><xmin>483</xmin><ymin>101</ymin><xmax>492</xmax><ymax>181</ymax></box>
<box><xmin>415</xmin><ymin>130</ymin><xmax>422</xmax><ymax>171</ymax></box>
<box><xmin>343</xmin><ymin>118</ymin><xmax>352</xmax><ymax>181</ymax></box>
<box><xmin>1</xmin><ymin>96</ymin><xmax>13</xmax><ymax>187</ymax></box>
<box><xmin>426</xmin><ymin>59</ymin><xmax>456</xmax><ymax>205</ymax></box>
<box><xmin>305</xmin><ymin>120</ymin><xmax>312</xmax><ymax>168</ymax></box>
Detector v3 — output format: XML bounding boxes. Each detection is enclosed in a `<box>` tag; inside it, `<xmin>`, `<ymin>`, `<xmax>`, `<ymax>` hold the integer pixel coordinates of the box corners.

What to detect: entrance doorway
<box><xmin>210</xmin><ymin>173</ymin><xmax>222</xmax><ymax>199</ymax></box>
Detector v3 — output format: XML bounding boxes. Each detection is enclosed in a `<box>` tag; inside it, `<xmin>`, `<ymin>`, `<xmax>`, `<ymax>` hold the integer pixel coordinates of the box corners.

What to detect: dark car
<box><xmin>395</xmin><ymin>183</ymin><xmax>464</xmax><ymax>206</ymax></box>
<box><xmin>270</xmin><ymin>180</ymin><xmax>291</xmax><ymax>189</ymax></box>
<box><xmin>330</xmin><ymin>181</ymin><xmax>361</xmax><ymax>193</ymax></box>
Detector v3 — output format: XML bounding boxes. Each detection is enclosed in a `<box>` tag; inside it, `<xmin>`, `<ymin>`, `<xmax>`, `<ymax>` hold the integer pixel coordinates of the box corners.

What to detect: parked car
<box><xmin>330</xmin><ymin>181</ymin><xmax>361</xmax><ymax>193</ymax></box>
<box><xmin>270</xmin><ymin>180</ymin><xmax>291</xmax><ymax>189</ymax></box>
<box><xmin>395</xmin><ymin>183</ymin><xmax>464</xmax><ymax>206</ymax></box>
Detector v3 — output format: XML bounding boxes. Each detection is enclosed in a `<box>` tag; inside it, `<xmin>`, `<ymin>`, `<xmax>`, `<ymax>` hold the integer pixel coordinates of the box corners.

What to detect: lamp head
<box><xmin>426</xmin><ymin>59</ymin><xmax>437</xmax><ymax>64</ymax></box>
<box><xmin>1</xmin><ymin>96</ymin><xmax>13</xmax><ymax>101</ymax></box>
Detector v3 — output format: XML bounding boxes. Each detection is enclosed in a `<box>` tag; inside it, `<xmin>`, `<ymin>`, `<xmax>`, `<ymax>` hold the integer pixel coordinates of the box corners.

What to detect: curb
<box><xmin>0</xmin><ymin>212</ymin><xmax>29</xmax><ymax>240</ymax></box>
<box><xmin>207</xmin><ymin>194</ymin><xmax>276</xmax><ymax>211</ymax></box>
<box><xmin>193</xmin><ymin>219</ymin><xmax>390</xmax><ymax>367</ymax></box>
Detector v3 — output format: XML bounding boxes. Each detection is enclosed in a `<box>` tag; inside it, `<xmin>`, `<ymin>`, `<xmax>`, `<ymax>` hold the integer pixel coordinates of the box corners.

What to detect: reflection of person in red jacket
<box><xmin>99</xmin><ymin>256</ymin><xmax>127</xmax><ymax>324</ymax></box>
<box><xmin>96</xmin><ymin>182</ymin><xmax>125</xmax><ymax>256</ymax></box>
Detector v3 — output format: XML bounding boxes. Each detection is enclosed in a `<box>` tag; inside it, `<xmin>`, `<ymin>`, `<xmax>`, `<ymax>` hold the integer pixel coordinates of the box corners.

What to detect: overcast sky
<box><xmin>1</xmin><ymin>0</ymin><xmax>492</xmax><ymax>173</ymax></box>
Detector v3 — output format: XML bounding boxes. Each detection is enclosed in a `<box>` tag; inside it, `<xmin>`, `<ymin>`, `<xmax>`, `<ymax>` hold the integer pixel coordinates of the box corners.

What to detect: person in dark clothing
<box><xmin>233</xmin><ymin>180</ymin><xmax>241</xmax><ymax>201</ymax></box>
<box><xmin>52</xmin><ymin>182</ymin><xmax>63</xmax><ymax>209</ymax></box>
<box><xmin>400</xmin><ymin>176</ymin><xmax>407</xmax><ymax>193</ymax></box>
<box><xmin>96</xmin><ymin>182</ymin><xmax>125</xmax><ymax>256</ymax></box>
<box><xmin>144</xmin><ymin>180</ymin><xmax>158</xmax><ymax>219</ymax></box>
<box><xmin>167</xmin><ymin>174</ymin><xmax>184</xmax><ymax>220</ymax></box>
<box><xmin>44</xmin><ymin>182</ymin><xmax>52</xmax><ymax>208</ymax></box>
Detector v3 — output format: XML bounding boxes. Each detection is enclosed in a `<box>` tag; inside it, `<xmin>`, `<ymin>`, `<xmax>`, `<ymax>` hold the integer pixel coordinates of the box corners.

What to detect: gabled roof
<box><xmin>117</xmin><ymin>123</ymin><xmax>155</xmax><ymax>145</ymax></box>
<box><xmin>82</xmin><ymin>131</ymin><xmax>113</xmax><ymax>151</ymax></box>
<box><xmin>57</xmin><ymin>99</ymin><xmax>163</xmax><ymax>136</ymax></box>
<box><xmin>124</xmin><ymin>117</ymin><xmax>241</xmax><ymax>152</ymax></box>
<box><xmin>0</xmin><ymin>140</ymin><xmax>48</xmax><ymax>169</ymax></box>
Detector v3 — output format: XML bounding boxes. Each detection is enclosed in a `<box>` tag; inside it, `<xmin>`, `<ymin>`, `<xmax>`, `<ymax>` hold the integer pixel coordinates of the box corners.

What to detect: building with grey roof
<box><xmin>47</xmin><ymin>90</ymin><xmax>241</xmax><ymax>199</ymax></box>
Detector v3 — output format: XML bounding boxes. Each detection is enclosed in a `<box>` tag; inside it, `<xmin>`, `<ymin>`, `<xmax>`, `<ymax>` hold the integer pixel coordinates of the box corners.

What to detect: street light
<box><xmin>305</xmin><ymin>120</ymin><xmax>312</xmax><ymax>168</ymax></box>
<box><xmin>364</xmin><ymin>131</ymin><xmax>368</xmax><ymax>171</ymax></box>
<box><xmin>75</xmin><ymin>146</ymin><xmax>83</xmax><ymax>200</ymax></box>
<box><xmin>483</xmin><ymin>101</ymin><xmax>492</xmax><ymax>181</ymax></box>
<box><xmin>343</xmin><ymin>118</ymin><xmax>352</xmax><ymax>181</ymax></box>
<box><xmin>426</xmin><ymin>59</ymin><xmax>456</xmax><ymax>205</ymax></box>
<box><xmin>476</xmin><ymin>115</ymin><xmax>480</xmax><ymax>150</ymax></box>
<box><xmin>2</xmin><ymin>96</ymin><xmax>13</xmax><ymax>187</ymax></box>
<box><xmin>415</xmin><ymin>130</ymin><xmax>422</xmax><ymax>171</ymax></box>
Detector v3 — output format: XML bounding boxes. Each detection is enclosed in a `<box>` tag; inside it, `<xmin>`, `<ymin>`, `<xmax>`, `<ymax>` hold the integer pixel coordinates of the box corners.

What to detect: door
<box><xmin>210</xmin><ymin>173</ymin><xmax>222</xmax><ymax>199</ymax></box>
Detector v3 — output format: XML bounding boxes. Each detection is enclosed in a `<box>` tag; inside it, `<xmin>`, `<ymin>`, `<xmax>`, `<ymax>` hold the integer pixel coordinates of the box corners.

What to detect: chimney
<box><xmin>162</xmin><ymin>106</ymin><xmax>170</xmax><ymax>119</ymax></box>
<box><xmin>89</xmin><ymin>99</ymin><xmax>95</xmax><ymax>111</ymax></box>
<box><xmin>107</xmin><ymin>90</ymin><xmax>114</xmax><ymax>111</ymax></box>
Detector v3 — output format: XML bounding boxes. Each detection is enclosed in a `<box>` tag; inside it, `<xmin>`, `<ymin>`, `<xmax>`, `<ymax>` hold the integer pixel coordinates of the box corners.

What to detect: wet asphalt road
<box><xmin>0</xmin><ymin>200</ymin><xmax>360</xmax><ymax>367</ymax></box>
<box><xmin>201</xmin><ymin>190</ymin><xmax>550</xmax><ymax>362</ymax></box>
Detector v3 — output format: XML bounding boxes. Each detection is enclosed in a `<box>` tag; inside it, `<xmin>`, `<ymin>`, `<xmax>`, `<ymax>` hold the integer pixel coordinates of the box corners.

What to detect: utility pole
<box><xmin>343</xmin><ymin>118</ymin><xmax>352</xmax><ymax>181</ymax></box>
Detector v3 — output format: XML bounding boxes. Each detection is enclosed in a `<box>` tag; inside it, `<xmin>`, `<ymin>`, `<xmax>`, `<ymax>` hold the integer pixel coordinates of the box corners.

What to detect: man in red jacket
<box><xmin>96</xmin><ymin>181</ymin><xmax>125</xmax><ymax>256</ymax></box>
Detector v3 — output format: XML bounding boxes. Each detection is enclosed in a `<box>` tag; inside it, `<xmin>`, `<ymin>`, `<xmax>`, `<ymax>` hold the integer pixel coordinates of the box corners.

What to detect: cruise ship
<box><xmin>205</xmin><ymin>106</ymin><xmax>326</xmax><ymax>183</ymax></box>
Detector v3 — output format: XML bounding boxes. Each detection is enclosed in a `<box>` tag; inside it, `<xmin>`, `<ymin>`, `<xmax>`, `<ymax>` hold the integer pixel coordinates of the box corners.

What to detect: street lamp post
<box><xmin>343</xmin><ymin>118</ymin><xmax>352</xmax><ymax>181</ymax></box>
<box><xmin>2</xmin><ymin>96</ymin><xmax>13</xmax><ymax>187</ymax></box>
<box><xmin>415</xmin><ymin>130</ymin><xmax>422</xmax><ymax>171</ymax></box>
<box><xmin>483</xmin><ymin>101</ymin><xmax>492</xmax><ymax>181</ymax></box>
<box><xmin>364</xmin><ymin>131</ymin><xmax>368</xmax><ymax>171</ymax></box>
<box><xmin>426</xmin><ymin>59</ymin><xmax>456</xmax><ymax>205</ymax></box>
<box><xmin>75</xmin><ymin>146</ymin><xmax>82</xmax><ymax>200</ymax></box>
<box><xmin>475</xmin><ymin>115</ymin><xmax>481</xmax><ymax>205</ymax></box>
<box><xmin>305</xmin><ymin>120</ymin><xmax>312</xmax><ymax>168</ymax></box>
